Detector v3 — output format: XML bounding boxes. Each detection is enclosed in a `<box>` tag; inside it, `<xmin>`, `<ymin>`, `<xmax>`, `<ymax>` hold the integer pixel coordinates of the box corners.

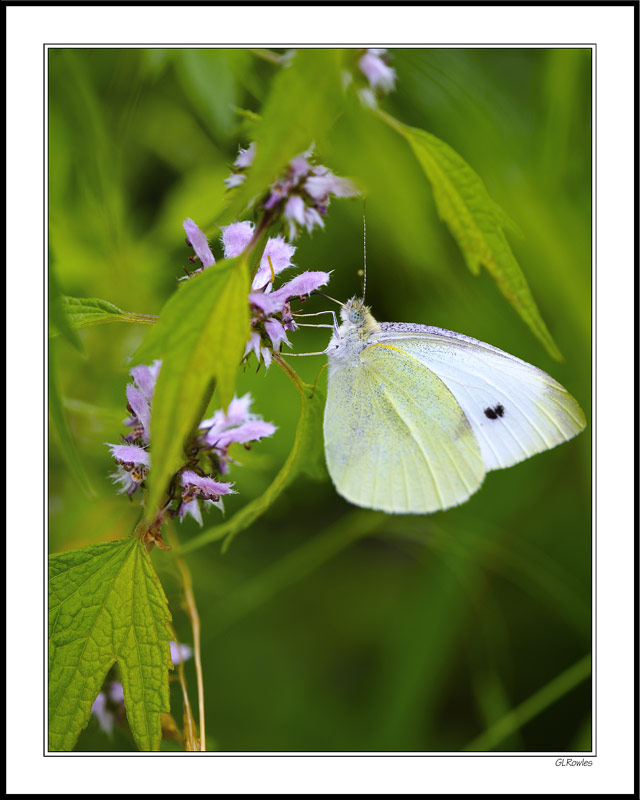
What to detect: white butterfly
<box><xmin>322</xmin><ymin>297</ymin><xmax>586</xmax><ymax>514</ymax></box>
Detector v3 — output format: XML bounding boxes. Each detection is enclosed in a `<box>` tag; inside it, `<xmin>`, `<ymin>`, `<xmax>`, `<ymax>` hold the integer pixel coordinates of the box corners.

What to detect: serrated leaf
<box><xmin>179</xmin><ymin>380</ymin><xmax>326</xmax><ymax>555</ymax></box>
<box><xmin>133</xmin><ymin>259</ymin><xmax>249</xmax><ymax>517</ymax></box>
<box><xmin>49</xmin><ymin>344</ymin><xmax>96</xmax><ymax>498</ymax></box>
<box><xmin>49</xmin><ymin>296</ymin><xmax>157</xmax><ymax>333</ymax></box>
<box><xmin>378</xmin><ymin>110</ymin><xmax>562</xmax><ymax>360</ymax></box>
<box><xmin>219</xmin><ymin>49</ymin><xmax>345</xmax><ymax>223</ymax></box>
<box><xmin>48</xmin><ymin>537</ymin><xmax>172</xmax><ymax>751</ymax></box>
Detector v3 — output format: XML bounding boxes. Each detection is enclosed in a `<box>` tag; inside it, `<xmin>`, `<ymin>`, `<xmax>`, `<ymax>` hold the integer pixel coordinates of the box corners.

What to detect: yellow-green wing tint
<box><xmin>376</xmin><ymin>324</ymin><xmax>587</xmax><ymax>472</ymax></box>
<box><xmin>324</xmin><ymin>343</ymin><xmax>485</xmax><ymax>514</ymax></box>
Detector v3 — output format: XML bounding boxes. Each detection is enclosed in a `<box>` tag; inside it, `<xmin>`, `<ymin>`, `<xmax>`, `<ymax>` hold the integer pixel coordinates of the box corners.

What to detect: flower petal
<box><xmin>358</xmin><ymin>51</ymin><xmax>396</xmax><ymax>92</ymax></box>
<box><xmin>91</xmin><ymin>692</ymin><xmax>115</xmax><ymax>737</ymax></box>
<box><xmin>224</xmin><ymin>173</ymin><xmax>246</xmax><ymax>189</ymax></box>
<box><xmin>181</xmin><ymin>470</ymin><xmax>235</xmax><ymax>496</ymax></box>
<box><xmin>264</xmin><ymin>318</ymin><xmax>291</xmax><ymax>350</ymax></box>
<box><xmin>179</xmin><ymin>498</ymin><xmax>203</xmax><ymax>526</ymax></box>
<box><xmin>276</xmin><ymin>270</ymin><xmax>331</xmax><ymax>299</ymax></box>
<box><xmin>170</xmin><ymin>641</ymin><xmax>194</xmax><ymax>664</ymax></box>
<box><xmin>125</xmin><ymin>384</ymin><xmax>151</xmax><ymax>439</ymax></box>
<box><xmin>130</xmin><ymin>360</ymin><xmax>161</xmax><ymax>404</ymax></box>
<box><xmin>183</xmin><ymin>219</ymin><xmax>216</xmax><ymax>267</ymax></box>
<box><xmin>213</xmin><ymin>419</ymin><xmax>277</xmax><ymax>448</ymax></box>
<box><xmin>225</xmin><ymin>393</ymin><xmax>253</xmax><ymax>426</ymax></box>
<box><xmin>221</xmin><ymin>221</ymin><xmax>254</xmax><ymax>258</ymax></box>
<box><xmin>304</xmin><ymin>171</ymin><xmax>357</xmax><ymax>201</ymax></box>
<box><xmin>234</xmin><ymin>141</ymin><xmax>256</xmax><ymax>169</ymax></box>
<box><xmin>252</xmin><ymin>236</ymin><xmax>296</xmax><ymax>291</ymax></box>
<box><xmin>106</xmin><ymin>443</ymin><xmax>150</xmax><ymax>466</ymax></box>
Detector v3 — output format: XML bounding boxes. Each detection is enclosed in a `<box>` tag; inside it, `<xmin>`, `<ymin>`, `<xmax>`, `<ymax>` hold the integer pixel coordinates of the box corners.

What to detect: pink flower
<box><xmin>358</xmin><ymin>50</ymin><xmax>396</xmax><ymax>93</ymax></box>
<box><xmin>221</xmin><ymin>221</ymin><xmax>254</xmax><ymax>258</ymax></box>
<box><xmin>106</xmin><ymin>443</ymin><xmax>150</xmax><ymax>495</ymax></box>
<box><xmin>252</xmin><ymin>236</ymin><xmax>296</xmax><ymax>291</ymax></box>
<box><xmin>221</xmin><ymin>223</ymin><xmax>296</xmax><ymax>291</ymax></box>
<box><xmin>106</xmin><ymin>443</ymin><xmax>150</xmax><ymax>467</ymax></box>
<box><xmin>178</xmin><ymin>470</ymin><xmax>235</xmax><ymax>525</ymax></box>
<box><xmin>224</xmin><ymin>173</ymin><xmax>246</xmax><ymax>189</ymax></box>
<box><xmin>170</xmin><ymin>641</ymin><xmax>193</xmax><ymax>664</ymax></box>
<box><xmin>183</xmin><ymin>219</ymin><xmax>216</xmax><ymax>267</ymax></box>
<box><xmin>234</xmin><ymin>141</ymin><xmax>256</xmax><ymax>169</ymax></box>
<box><xmin>264</xmin><ymin>318</ymin><xmax>291</xmax><ymax>350</ymax></box>
<box><xmin>198</xmin><ymin>393</ymin><xmax>277</xmax><ymax>471</ymax></box>
<box><xmin>122</xmin><ymin>360</ymin><xmax>161</xmax><ymax>445</ymax></box>
<box><xmin>304</xmin><ymin>169</ymin><xmax>357</xmax><ymax>201</ymax></box>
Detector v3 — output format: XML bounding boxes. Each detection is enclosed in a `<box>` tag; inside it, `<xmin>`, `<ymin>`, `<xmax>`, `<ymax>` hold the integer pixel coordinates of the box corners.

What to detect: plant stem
<box><xmin>169</xmin><ymin>528</ymin><xmax>207</xmax><ymax>752</ymax></box>
<box><xmin>463</xmin><ymin>654</ymin><xmax>591</xmax><ymax>751</ymax></box>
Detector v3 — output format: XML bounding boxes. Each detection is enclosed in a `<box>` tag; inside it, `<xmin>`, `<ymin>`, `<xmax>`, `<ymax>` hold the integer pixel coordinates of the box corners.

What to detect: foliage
<box><xmin>49</xmin><ymin>47</ymin><xmax>591</xmax><ymax>753</ymax></box>
<box><xmin>49</xmin><ymin>537</ymin><xmax>172</xmax><ymax>751</ymax></box>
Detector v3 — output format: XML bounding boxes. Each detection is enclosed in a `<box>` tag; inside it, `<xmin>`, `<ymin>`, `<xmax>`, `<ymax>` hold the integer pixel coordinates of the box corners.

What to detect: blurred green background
<box><xmin>48</xmin><ymin>47</ymin><xmax>591</xmax><ymax>752</ymax></box>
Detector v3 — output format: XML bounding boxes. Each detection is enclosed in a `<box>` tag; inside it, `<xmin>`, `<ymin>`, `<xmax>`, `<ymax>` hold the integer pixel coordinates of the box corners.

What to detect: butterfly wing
<box><xmin>375</xmin><ymin>323</ymin><xmax>586</xmax><ymax>471</ymax></box>
<box><xmin>324</xmin><ymin>343</ymin><xmax>485</xmax><ymax>513</ymax></box>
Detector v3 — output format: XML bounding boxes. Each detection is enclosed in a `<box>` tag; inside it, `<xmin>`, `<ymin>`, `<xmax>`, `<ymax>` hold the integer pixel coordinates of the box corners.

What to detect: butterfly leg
<box><xmin>293</xmin><ymin>309</ymin><xmax>338</xmax><ymax>333</ymax></box>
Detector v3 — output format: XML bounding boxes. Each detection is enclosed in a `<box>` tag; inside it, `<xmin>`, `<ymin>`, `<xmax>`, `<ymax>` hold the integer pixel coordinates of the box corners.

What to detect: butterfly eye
<box><xmin>349</xmin><ymin>309</ymin><xmax>363</xmax><ymax>324</ymax></box>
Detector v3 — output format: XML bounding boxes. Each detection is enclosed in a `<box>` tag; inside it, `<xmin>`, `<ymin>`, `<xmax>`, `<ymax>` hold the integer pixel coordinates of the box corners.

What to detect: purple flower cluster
<box><xmin>107</xmin><ymin>363</ymin><xmax>276</xmax><ymax>525</ymax></box>
<box><xmin>106</xmin><ymin>360</ymin><xmax>160</xmax><ymax>495</ymax></box>
<box><xmin>224</xmin><ymin>144</ymin><xmax>358</xmax><ymax>240</ymax></box>
<box><xmin>181</xmin><ymin>217</ymin><xmax>330</xmax><ymax>370</ymax></box>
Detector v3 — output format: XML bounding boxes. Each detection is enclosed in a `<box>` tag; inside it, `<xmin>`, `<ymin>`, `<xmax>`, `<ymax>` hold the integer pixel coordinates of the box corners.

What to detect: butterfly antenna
<box><xmin>362</xmin><ymin>197</ymin><xmax>367</xmax><ymax>301</ymax></box>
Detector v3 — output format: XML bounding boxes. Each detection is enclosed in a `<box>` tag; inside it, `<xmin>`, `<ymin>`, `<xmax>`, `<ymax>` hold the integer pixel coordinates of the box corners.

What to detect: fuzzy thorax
<box><xmin>327</xmin><ymin>297</ymin><xmax>381</xmax><ymax>364</ymax></box>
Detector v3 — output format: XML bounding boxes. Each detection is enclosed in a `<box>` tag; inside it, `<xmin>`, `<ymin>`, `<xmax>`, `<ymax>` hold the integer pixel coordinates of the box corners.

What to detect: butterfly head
<box><xmin>341</xmin><ymin>297</ymin><xmax>371</xmax><ymax>328</ymax></box>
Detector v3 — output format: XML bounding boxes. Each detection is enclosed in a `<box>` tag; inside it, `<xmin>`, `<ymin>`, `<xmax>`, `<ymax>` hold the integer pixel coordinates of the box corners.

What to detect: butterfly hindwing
<box><xmin>324</xmin><ymin>342</ymin><xmax>484</xmax><ymax>513</ymax></box>
<box><xmin>376</xmin><ymin>323</ymin><xmax>586</xmax><ymax>472</ymax></box>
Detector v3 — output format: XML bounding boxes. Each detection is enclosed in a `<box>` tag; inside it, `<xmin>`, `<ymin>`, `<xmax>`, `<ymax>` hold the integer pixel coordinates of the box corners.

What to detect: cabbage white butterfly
<box><xmin>322</xmin><ymin>297</ymin><xmax>586</xmax><ymax>514</ymax></box>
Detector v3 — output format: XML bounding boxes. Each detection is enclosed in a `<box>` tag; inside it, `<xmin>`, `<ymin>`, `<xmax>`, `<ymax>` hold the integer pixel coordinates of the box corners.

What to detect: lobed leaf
<box><xmin>179</xmin><ymin>379</ymin><xmax>326</xmax><ymax>555</ymax></box>
<box><xmin>133</xmin><ymin>258</ymin><xmax>249</xmax><ymax>517</ymax></box>
<box><xmin>218</xmin><ymin>48</ymin><xmax>345</xmax><ymax>223</ymax></box>
<box><xmin>48</xmin><ymin>537</ymin><xmax>172</xmax><ymax>751</ymax></box>
<box><xmin>378</xmin><ymin>110</ymin><xmax>562</xmax><ymax>360</ymax></box>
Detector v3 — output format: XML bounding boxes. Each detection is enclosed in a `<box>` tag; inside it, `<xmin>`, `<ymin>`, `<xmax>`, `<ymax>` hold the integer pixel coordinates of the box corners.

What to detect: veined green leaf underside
<box><xmin>48</xmin><ymin>537</ymin><xmax>172</xmax><ymax>751</ymax></box>
<box><xmin>50</xmin><ymin>296</ymin><xmax>157</xmax><ymax>333</ymax></box>
<box><xmin>218</xmin><ymin>49</ymin><xmax>345</xmax><ymax>223</ymax></box>
<box><xmin>179</xmin><ymin>381</ymin><xmax>326</xmax><ymax>556</ymax></box>
<box><xmin>378</xmin><ymin>110</ymin><xmax>562</xmax><ymax>361</ymax></box>
<box><xmin>133</xmin><ymin>258</ymin><xmax>249</xmax><ymax>517</ymax></box>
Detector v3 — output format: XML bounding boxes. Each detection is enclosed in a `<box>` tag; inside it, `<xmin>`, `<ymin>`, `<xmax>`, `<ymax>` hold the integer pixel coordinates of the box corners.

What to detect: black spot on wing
<box><xmin>484</xmin><ymin>404</ymin><xmax>505</xmax><ymax>420</ymax></box>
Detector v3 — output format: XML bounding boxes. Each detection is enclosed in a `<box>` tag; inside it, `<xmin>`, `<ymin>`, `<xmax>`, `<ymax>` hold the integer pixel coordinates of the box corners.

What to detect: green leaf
<box><xmin>50</xmin><ymin>296</ymin><xmax>157</xmax><ymax>333</ymax></box>
<box><xmin>219</xmin><ymin>48</ymin><xmax>345</xmax><ymax>223</ymax></box>
<box><xmin>49</xmin><ymin>344</ymin><xmax>96</xmax><ymax>498</ymax></box>
<box><xmin>133</xmin><ymin>259</ymin><xmax>249</xmax><ymax>517</ymax></box>
<box><xmin>177</xmin><ymin>49</ymin><xmax>253</xmax><ymax>138</ymax></box>
<box><xmin>378</xmin><ymin>110</ymin><xmax>562</xmax><ymax>360</ymax></box>
<box><xmin>49</xmin><ymin>268</ymin><xmax>83</xmax><ymax>352</ymax></box>
<box><xmin>48</xmin><ymin>537</ymin><xmax>172</xmax><ymax>751</ymax></box>
<box><xmin>179</xmin><ymin>378</ymin><xmax>326</xmax><ymax>555</ymax></box>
